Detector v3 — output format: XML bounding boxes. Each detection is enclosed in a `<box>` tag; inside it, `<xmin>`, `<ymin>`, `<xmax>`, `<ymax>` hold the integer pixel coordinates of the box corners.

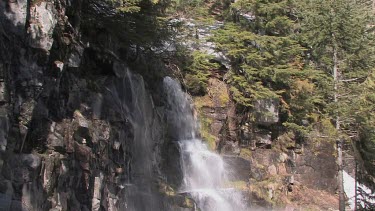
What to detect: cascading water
<box><xmin>163</xmin><ymin>77</ymin><xmax>247</xmax><ymax>211</ymax></box>
<box><xmin>106</xmin><ymin>69</ymin><xmax>163</xmax><ymax>211</ymax></box>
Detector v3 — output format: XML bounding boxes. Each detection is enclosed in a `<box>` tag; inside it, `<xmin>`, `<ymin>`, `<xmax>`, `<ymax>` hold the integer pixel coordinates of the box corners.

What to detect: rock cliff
<box><xmin>0</xmin><ymin>0</ymin><xmax>192</xmax><ymax>210</ymax></box>
<box><xmin>183</xmin><ymin>19</ymin><xmax>340</xmax><ymax>210</ymax></box>
<box><xmin>0</xmin><ymin>0</ymin><xmax>341</xmax><ymax>210</ymax></box>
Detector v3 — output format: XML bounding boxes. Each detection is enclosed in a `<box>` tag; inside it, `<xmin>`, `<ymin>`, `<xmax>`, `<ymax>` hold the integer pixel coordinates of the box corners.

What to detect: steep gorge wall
<box><xmin>0</xmin><ymin>1</ymin><xmax>190</xmax><ymax>210</ymax></box>
<box><xmin>184</xmin><ymin>21</ymin><xmax>340</xmax><ymax>210</ymax></box>
<box><xmin>0</xmin><ymin>0</ymin><xmax>342</xmax><ymax>210</ymax></box>
<box><xmin>193</xmin><ymin>71</ymin><xmax>338</xmax><ymax>210</ymax></box>
<box><xmin>195</xmin><ymin>68</ymin><xmax>339</xmax><ymax>210</ymax></box>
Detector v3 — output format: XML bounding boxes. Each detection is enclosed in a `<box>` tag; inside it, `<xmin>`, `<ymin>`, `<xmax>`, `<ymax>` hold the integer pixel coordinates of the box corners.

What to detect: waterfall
<box><xmin>105</xmin><ymin>69</ymin><xmax>163</xmax><ymax>211</ymax></box>
<box><xmin>163</xmin><ymin>77</ymin><xmax>246</xmax><ymax>211</ymax></box>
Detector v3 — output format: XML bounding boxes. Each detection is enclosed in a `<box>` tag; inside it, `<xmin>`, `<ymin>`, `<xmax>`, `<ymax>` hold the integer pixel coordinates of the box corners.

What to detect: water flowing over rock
<box><xmin>0</xmin><ymin>0</ymin><xmax>346</xmax><ymax>209</ymax></box>
<box><xmin>163</xmin><ymin>77</ymin><xmax>247</xmax><ymax>211</ymax></box>
<box><xmin>164</xmin><ymin>76</ymin><xmax>197</xmax><ymax>141</ymax></box>
<box><xmin>104</xmin><ymin>69</ymin><xmax>164</xmax><ymax>211</ymax></box>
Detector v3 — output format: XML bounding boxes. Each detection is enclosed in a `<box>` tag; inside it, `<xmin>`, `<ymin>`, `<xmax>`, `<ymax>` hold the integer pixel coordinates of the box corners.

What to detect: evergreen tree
<box><xmin>298</xmin><ymin>0</ymin><xmax>375</xmax><ymax>209</ymax></box>
<box><xmin>213</xmin><ymin>0</ymin><xmax>319</xmax><ymax>136</ymax></box>
<box><xmin>85</xmin><ymin>0</ymin><xmax>174</xmax><ymax>49</ymax></box>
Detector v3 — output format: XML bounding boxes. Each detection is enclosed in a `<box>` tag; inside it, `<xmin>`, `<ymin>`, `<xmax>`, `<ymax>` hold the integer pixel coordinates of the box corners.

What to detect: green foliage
<box><xmin>110</xmin><ymin>0</ymin><xmax>168</xmax><ymax>13</ymax></box>
<box><xmin>170</xmin><ymin>0</ymin><xmax>205</xmax><ymax>16</ymax></box>
<box><xmin>298</xmin><ymin>0</ymin><xmax>375</xmax><ymax>77</ymax></box>
<box><xmin>114</xmin><ymin>0</ymin><xmax>143</xmax><ymax>13</ymax></box>
<box><xmin>212</xmin><ymin>22</ymin><xmax>306</xmax><ymax>105</ymax></box>
<box><xmin>298</xmin><ymin>0</ymin><xmax>375</xmax><ymax>189</ymax></box>
<box><xmin>353</xmin><ymin>72</ymin><xmax>375</xmax><ymax>186</ymax></box>
<box><xmin>167</xmin><ymin>0</ymin><xmax>226</xmax><ymax>20</ymax></box>
<box><xmin>212</xmin><ymin>2</ymin><xmax>318</xmax><ymax>132</ymax></box>
<box><xmin>87</xmin><ymin>0</ymin><xmax>175</xmax><ymax>50</ymax></box>
<box><xmin>185</xmin><ymin>72</ymin><xmax>210</xmax><ymax>95</ymax></box>
<box><xmin>239</xmin><ymin>148</ymin><xmax>253</xmax><ymax>159</ymax></box>
<box><xmin>199</xmin><ymin>116</ymin><xmax>217</xmax><ymax>150</ymax></box>
<box><xmin>183</xmin><ymin>51</ymin><xmax>220</xmax><ymax>95</ymax></box>
<box><xmin>298</xmin><ymin>0</ymin><xmax>375</xmax><ymax>134</ymax></box>
<box><xmin>232</xmin><ymin>0</ymin><xmax>296</xmax><ymax>36</ymax></box>
<box><xmin>165</xmin><ymin>0</ymin><xmax>375</xmax><ymax>191</ymax></box>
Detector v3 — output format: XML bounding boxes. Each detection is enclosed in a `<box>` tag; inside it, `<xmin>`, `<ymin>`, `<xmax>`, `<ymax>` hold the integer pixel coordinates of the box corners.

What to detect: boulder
<box><xmin>253</xmin><ymin>130</ymin><xmax>272</xmax><ymax>147</ymax></box>
<box><xmin>268</xmin><ymin>165</ymin><xmax>277</xmax><ymax>176</ymax></box>
<box><xmin>54</xmin><ymin>61</ymin><xmax>64</xmax><ymax>73</ymax></box>
<box><xmin>74</xmin><ymin>110</ymin><xmax>89</xmax><ymax>128</ymax></box>
<box><xmin>47</xmin><ymin>132</ymin><xmax>65</xmax><ymax>152</ymax></box>
<box><xmin>0</xmin><ymin>0</ymin><xmax>28</xmax><ymax>36</ymax></box>
<box><xmin>28</xmin><ymin>1</ymin><xmax>58</xmax><ymax>51</ymax></box>
<box><xmin>253</xmin><ymin>98</ymin><xmax>279</xmax><ymax>126</ymax></box>
<box><xmin>67</xmin><ymin>46</ymin><xmax>84</xmax><ymax>68</ymax></box>
<box><xmin>223</xmin><ymin>155</ymin><xmax>251</xmax><ymax>181</ymax></box>
<box><xmin>240</xmin><ymin>126</ymin><xmax>272</xmax><ymax>148</ymax></box>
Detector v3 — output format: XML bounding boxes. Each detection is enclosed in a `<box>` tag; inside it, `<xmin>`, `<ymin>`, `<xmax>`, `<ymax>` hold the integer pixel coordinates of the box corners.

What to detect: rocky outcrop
<box><xmin>28</xmin><ymin>1</ymin><xmax>58</xmax><ymax>51</ymax></box>
<box><xmin>0</xmin><ymin>0</ymin><xmax>191</xmax><ymax>210</ymax></box>
<box><xmin>0</xmin><ymin>0</ymin><xmax>342</xmax><ymax>210</ymax></box>
<box><xmin>253</xmin><ymin>98</ymin><xmax>279</xmax><ymax>126</ymax></box>
<box><xmin>186</xmin><ymin>20</ymin><xmax>339</xmax><ymax>210</ymax></box>
<box><xmin>193</xmin><ymin>77</ymin><xmax>237</xmax><ymax>152</ymax></box>
<box><xmin>0</xmin><ymin>0</ymin><xmax>27</xmax><ymax>36</ymax></box>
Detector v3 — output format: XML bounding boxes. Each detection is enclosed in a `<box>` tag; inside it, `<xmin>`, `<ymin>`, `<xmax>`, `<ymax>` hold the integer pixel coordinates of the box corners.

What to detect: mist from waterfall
<box><xmin>106</xmin><ymin>69</ymin><xmax>163</xmax><ymax>211</ymax></box>
<box><xmin>163</xmin><ymin>77</ymin><xmax>247</xmax><ymax>211</ymax></box>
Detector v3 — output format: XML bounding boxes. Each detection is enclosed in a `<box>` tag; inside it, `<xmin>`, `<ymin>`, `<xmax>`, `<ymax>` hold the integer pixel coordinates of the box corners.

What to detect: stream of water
<box><xmin>164</xmin><ymin>77</ymin><xmax>246</xmax><ymax>211</ymax></box>
<box><xmin>107</xmin><ymin>70</ymin><xmax>163</xmax><ymax>210</ymax></box>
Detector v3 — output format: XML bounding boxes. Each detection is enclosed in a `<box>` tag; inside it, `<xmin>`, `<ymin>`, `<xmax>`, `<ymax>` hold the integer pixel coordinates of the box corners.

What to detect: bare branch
<box><xmin>339</xmin><ymin>76</ymin><xmax>367</xmax><ymax>82</ymax></box>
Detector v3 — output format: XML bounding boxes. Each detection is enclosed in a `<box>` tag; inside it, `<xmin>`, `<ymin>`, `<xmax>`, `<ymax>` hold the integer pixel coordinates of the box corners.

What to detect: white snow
<box><xmin>343</xmin><ymin>171</ymin><xmax>375</xmax><ymax>210</ymax></box>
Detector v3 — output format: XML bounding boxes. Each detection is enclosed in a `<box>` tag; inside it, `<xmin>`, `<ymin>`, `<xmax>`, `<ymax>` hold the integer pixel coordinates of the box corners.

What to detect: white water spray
<box><xmin>164</xmin><ymin>77</ymin><xmax>246</xmax><ymax>211</ymax></box>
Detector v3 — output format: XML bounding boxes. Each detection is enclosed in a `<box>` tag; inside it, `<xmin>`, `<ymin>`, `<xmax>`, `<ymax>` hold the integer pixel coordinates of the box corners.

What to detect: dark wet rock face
<box><xmin>0</xmin><ymin>0</ymin><xmax>191</xmax><ymax>210</ymax></box>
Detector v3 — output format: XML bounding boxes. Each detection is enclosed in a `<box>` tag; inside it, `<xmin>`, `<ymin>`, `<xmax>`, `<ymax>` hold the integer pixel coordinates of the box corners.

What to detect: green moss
<box><xmin>249</xmin><ymin>176</ymin><xmax>291</xmax><ymax>207</ymax></box>
<box><xmin>194</xmin><ymin>95</ymin><xmax>214</xmax><ymax>109</ymax></box>
<box><xmin>198</xmin><ymin>115</ymin><xmax>216</xmax><ymax>150</ymax></box>
<box><xmin>201</xmin><ymin>130</ymin><xmax>216</xmax><ymax>150</ymax></box>
<box><xmin>239</xmin><ymin>148</ymin><xmax>253</xmax><ymax>159</ymax></box>
<box><xmin>320</xmin><ymin>118</ymin><xmax>338</xmax><ymax>138</ymax></box>
<box><xmin>182</xmin><ymin>197</ymin><xmax>195</xmax><ymax>208</ymax></box>
<box><xmin>206</xmin><ymin>78</ymin><xmax>230</xmax><ymax>107</ymax></box>
<box><xmin>219</xmin><ymin>91</ymin><xmax>230</xmax><ymax>106</ymax></box>
<box><xmin>158</xmin><ymin>181</ymin><xmax>176</xmax><ymax>196</ymax></box>
<box><xmin>158</xmin><ymin>181</ymin><xmax>198</xmax><ymax>209</ymax></box>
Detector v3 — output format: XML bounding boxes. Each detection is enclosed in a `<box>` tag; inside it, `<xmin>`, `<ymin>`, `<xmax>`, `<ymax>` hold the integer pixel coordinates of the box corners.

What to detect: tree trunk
<box><xmin>333</xmin><ymin>33</ymin><xmax>345</xmax><ymax>211</ymax></box>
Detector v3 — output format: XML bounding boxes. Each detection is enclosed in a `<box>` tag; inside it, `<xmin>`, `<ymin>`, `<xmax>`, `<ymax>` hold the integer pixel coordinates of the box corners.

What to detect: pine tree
<box><xmin>298</xmin><ymin>0</ymin><xmax>375</xmax><ymax>209</ymax></box>
<box><xmin>213</xmin><ymin>0</ymin><xmax>319</xmax><ymax>136</ymax></box>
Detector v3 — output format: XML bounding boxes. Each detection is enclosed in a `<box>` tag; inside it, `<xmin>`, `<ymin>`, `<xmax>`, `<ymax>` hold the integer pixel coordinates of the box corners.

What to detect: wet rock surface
<box><xmin>28</xmin><ymin>1</ymin><xmax>58</xmax><ymax>50</ymax></box>
<box><xmin>0</xmin><ymin>0</ymin><xmax>340</xmax><ymax>210</ymax></box>
<box><xmin>0</xmin><ymin>0</ymin><xmax>192</xmax><ymax>210</ymax></box>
